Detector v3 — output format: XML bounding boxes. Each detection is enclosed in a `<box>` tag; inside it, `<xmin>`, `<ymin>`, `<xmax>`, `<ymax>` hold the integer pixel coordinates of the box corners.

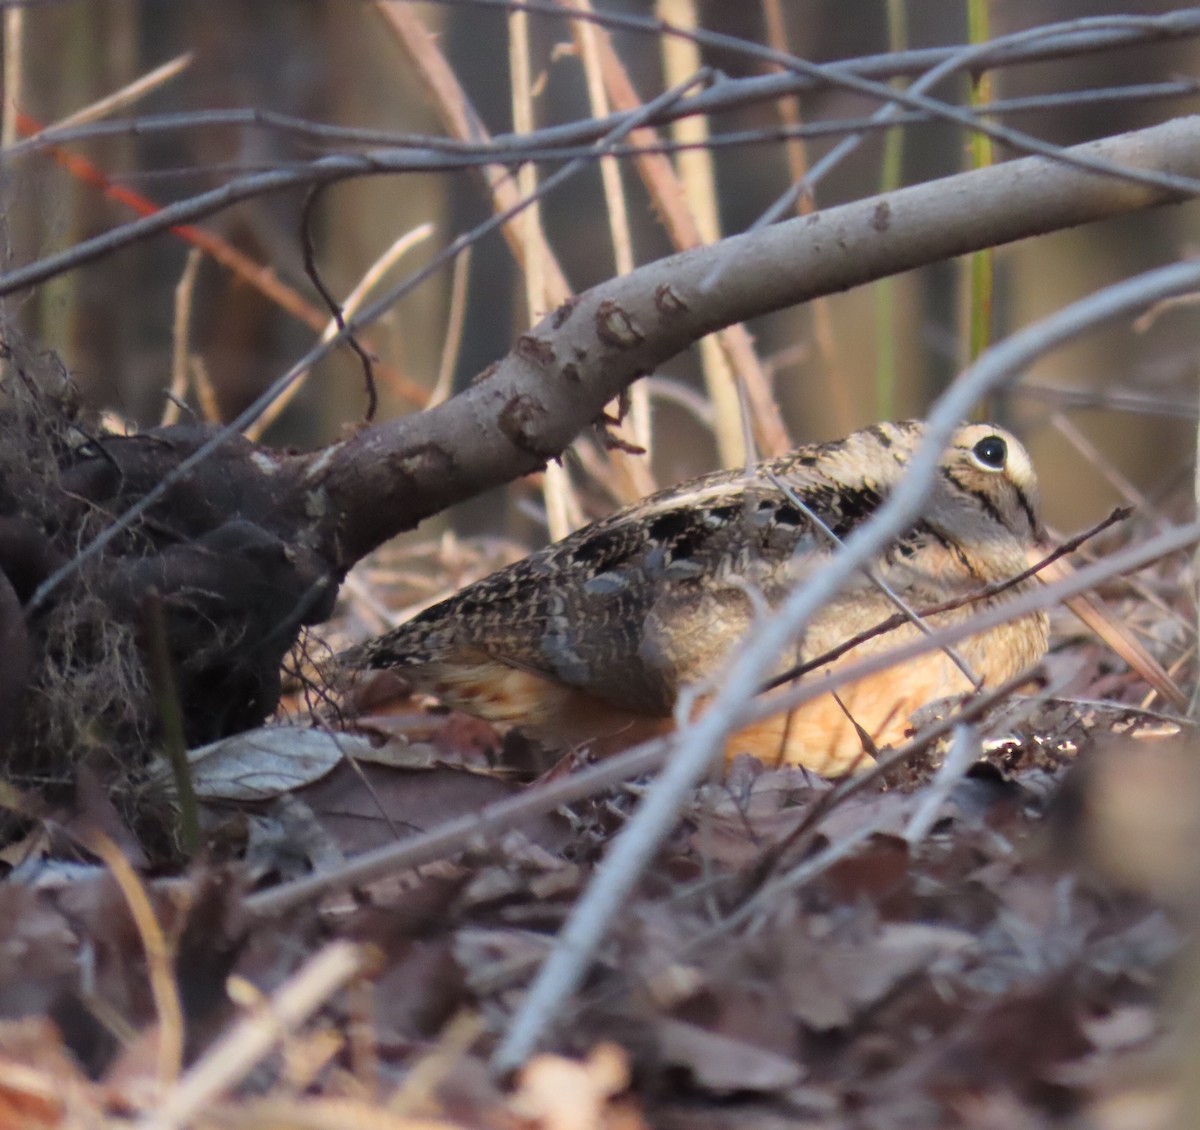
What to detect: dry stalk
<box><xmin>81</xmin><ymin>829</ymin><xmax>185</xmax><ymax>1087</ymax></box>
<box><xmin>250</xmin><ymin>512</ymin><xmax>1199</xmax><ymax>922</ymax></box>
<box><xmin>163</xmin><ymin>249</ymin><xmax>203</xmax><ymax>427</ymax></box>
<box><xmin>573</xmin><ymin>3</ymin><xmax>789</xmax><ymax>458</ymax></box>
<box><xmin>246</xmin><ymin>223</ymin><xmax>434</xmax><ymax>441</ymax></box>
<box><xmin>492</xmin><ymin>259</ymin><xmax>1200</xmax><ymax>1073</ymax></box>
<box><xmin>656</xmin><ymin>0</ymin><xmax>749</xmax><ymax>468</ymax></box>
<box><xmin>429</xmin><ymin>247</ymin><xmax>474</xmax><ymax>408</ymax></box>
<box><xmin>138</xmin><ymin>941</ymin><xmax>373</xmax><ymax>1130</ymax></box>
<box><xmin>760</xmin><ymin>0</ymin><xmax>856</xmax><ymax>433</ymax></box>
<box><xmin>567</xmin><ymin>0</ymin><xmax>656</xmax><ymax>500</ymax></box>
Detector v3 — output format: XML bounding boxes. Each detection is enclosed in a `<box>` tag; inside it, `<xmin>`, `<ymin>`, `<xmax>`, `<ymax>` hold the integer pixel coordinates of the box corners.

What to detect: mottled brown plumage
<box><xmin>343</xmin><ymin>421</ymin><xmax>1049</xmax><ymax>773</ymax></box>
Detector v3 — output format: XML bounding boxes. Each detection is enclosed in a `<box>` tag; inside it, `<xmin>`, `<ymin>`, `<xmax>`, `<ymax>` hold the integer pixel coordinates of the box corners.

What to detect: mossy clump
<box><xmin>0</xmin><ymin>336</ymin><xmax>154</xmax><ymax>793</ymax></box>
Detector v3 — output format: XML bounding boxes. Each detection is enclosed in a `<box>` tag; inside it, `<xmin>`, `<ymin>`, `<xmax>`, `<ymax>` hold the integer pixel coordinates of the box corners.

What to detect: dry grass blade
<box><xmin>375</xmin><ymin>1</ymin><xmax>571</xmax><ymax>300</ymax></box>
<box><xmin>381</xmin><ymin>0</ymin><xmax>649</xmax><ymax>510</ymax></box>
<box><xmin>32</xmin><ymin>52</ymin><xmax>192</xmax><ymax>132</ymax></box>
<box><xmin>573</xmin><ymin>0</ymin><xmax>790</xmax><ymax>457</ymax></box>
<box><xmin>429</xmin><ymin>246</ymin><xmax>473</xmax><ymax>408</ymax></box>
<box><xmin>761</xmin><ymin>0</ymin><xmax>856</xmax><ymax>432</ymax></box>
<box><xmin>163</xmin><ymin>249</ymin><xmax>203</xmax><ymax>427</ymax></box>
<box><xmin>81</xmin><ymin>829</ymin><xmax>185</xmax><ymax>1087</ymax></box>
<box><xmin>569</xmin><ymin>0</ymin><xmax>657</xmax><ymax>499</ymax></box>
<box><xmin>657</xmin><ymin>0</ymin><xmax>748</xmax><ymax>468</ymax></box>
<box><xmin>1036</xmin><ymin>550</ymin><xmax>1187</xmax><ymax>709</ymax></box>
<box><xmin>508</xmin><ymin>5</ymin><xmax>585</xmax><ymax>538</ymax></box>
<box><xmin>138</xmin><ymin>941</ymin><xmax>374</xmax><ymax>1130</ymax></box>
<box><xmin>245</xmin><ymin>222</ymin><xmax>435</xmax><ymax>441</ymax></box>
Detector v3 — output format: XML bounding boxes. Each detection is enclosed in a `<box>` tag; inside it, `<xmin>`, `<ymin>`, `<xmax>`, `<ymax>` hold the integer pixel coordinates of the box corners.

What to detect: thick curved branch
<box><xmin>301</xmin><ymin>114</ymin><xmax>1200</xmax><ymax>570</ymax></box>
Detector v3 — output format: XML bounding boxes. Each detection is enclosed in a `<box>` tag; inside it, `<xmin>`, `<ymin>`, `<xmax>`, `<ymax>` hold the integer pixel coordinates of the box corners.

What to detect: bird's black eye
<box><xmin>972</xmin><ymin>435</ymin><xmax>1007</xmax><ymax>470</ymax></box>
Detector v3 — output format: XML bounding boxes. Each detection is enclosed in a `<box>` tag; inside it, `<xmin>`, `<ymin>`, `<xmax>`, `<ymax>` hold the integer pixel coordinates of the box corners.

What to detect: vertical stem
<box><xmin>1192</xmin><ymin>413</ymin><xmax>1200</xmax><ymax>717</ymax></box>
<box><xmin>568</xmin><ymin>0</ymin><xmax>656</xmax><ymax>499</ymax></box>
<box><xmin>762</xmin><ymin>0</ymin><xmax>855</xmax><ymax>434</ymax></box>
<box><xmin>570</xmin><ymin>11</ymin><xmax>788</xmax><ymax>457</ymax></box>
<box><xmin>656</xmin><ymin>0</ymin><xmax>747</xmax><ymax>468</ymax></box>
<box><xmin>164</xmin><ymin>249</ymin><xmax>203</xmax><ymax>426</ymax></box>
<box><xmin>143</xmin><ymin>593</ymin><xmax>200</xmax><ymax>858</ymax></box>
<box><xmin>509</xmin><ymin>7</ymin><xmax>544</xmax><ymax>322</ymax></box>
<box><xmin>509</xmin><ymin>8</ymin><xmax>582</xmax><ymax>537</ymax></box>
<box><xmin>0</xmin><ymin>3</ymin><xmax>22</xmax><ymax>328</ymax></box>
<box><xmin>874</xmin><ymin>0</ymin><xmax>908</xmax><ymax>420</ymax></box>
<box><xmin>1</xmin><ymin>4</ymin><xmax>23</xmax><ymax>148</ymax></box>
<box><xmin>963</xmin><ymin>0</ymin><xmax>995</xmax><ymax>389</ymax></box>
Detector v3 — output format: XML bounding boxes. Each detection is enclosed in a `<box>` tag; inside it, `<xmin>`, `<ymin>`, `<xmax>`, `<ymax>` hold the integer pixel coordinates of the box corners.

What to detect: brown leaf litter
<box><xmin>0</xmin><ymin>508</ymin><xmax>1194</xmax><ymax>1127</ymax></box>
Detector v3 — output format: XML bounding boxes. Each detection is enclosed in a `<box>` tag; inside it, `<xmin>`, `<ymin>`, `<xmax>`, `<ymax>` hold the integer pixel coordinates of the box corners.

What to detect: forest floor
<box><xmin>0</xmin><ymin>534</ymin><xmax>1192</xmax><ymax>1130</ymax></box>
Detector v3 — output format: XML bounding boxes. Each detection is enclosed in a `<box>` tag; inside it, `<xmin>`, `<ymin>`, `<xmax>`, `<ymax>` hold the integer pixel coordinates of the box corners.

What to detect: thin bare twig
<box><xmin>8</xmin><ymin>78</ymin><xmax>1195</xmax><ymax>169</ymax></box>
<box><xmin>726</xmin><ymin>663</ymin><xmax>1049</xmax><ymax>921</ymax></box>
<box><xmin>709</xmin><ymin>13</ymin><xmax>1170</xmax><ymax>293</ymax></box>
<box><xmin>163</xmin><ymin>249</ymin><xmax>203</xmax><ymax>427</ymax></box>
<box><xmin>24</xmin><ymin>70</ymin><xmax>709</xmax><ymax>611</ymax></box>
<box><xmin>903</xmin><ymin>724</ymin><xmax>979</xmax><ymax>844</ymax></box>
<box><xmin>244</xmin><ymin>734</ymin><xmax>671</xmax><ymax>917</ymax></box>
<box><xmin>300</xmin><ymin>186</ymin><xmax>379</xmax><ymax>421</ymax></box>
<box><xmin>439</xmin><ymin>2</ymin><xmax>1200</xmax><ymax>202</ymax></box>
<box><xmin>1043</xmin><ymin>551</ymin><xmax>1188</xmax><ymax>708</ymax></box>
<box><xmin>80</xmin><ymin>830</ymin><xmax>184</xmax><ymax>1088</ymax></box>
<box><xmin>250</xmin><ymin>517</ymin><xmax>1199</xmax><ymax>924</ymax></box>
<box><xmin>138</xmin><ymin>942</ymin><xmax>372</xmax><ymax>1130</ymax></box>
<box><xmin>765</xmin><ymin>467</ymin><xmax>982</xmax><ymax>688</ymax></box>
<box><xmin>254</xmin><ymin>222</ymin><xmax>434</xmax><ymax>440</ymax></box>
<box><xmin>429</xmin><ymin>245</ymin><xmax>473</xmax><ymax>408</ymax></box>
<box><xmin>491</xmin><ymin>257</ymin><xmax>1200</xmax><ymax>1074</ymax></box>
<box><xmin>761</xmin><ymin>506</ymin><xmax>1132</xmax><ymax>694</ymax></box>
<box><xmin>6</xmin><ymin>59</ymin><xmax>1198</xmax><ymax>304</ymax></box>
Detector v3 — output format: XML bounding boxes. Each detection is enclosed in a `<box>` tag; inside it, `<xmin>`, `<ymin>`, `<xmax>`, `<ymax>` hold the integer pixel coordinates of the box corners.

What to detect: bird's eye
<box><xmin>971</xmin><ymin>435</ymin><xmax>1007</xmax><ymax>470</ymax></box>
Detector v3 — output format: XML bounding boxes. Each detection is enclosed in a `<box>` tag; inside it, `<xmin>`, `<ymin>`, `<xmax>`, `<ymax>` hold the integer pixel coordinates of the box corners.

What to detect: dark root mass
<box><xmin>0</xmin><ymin>334</ymin><xmax>338</xmax><ymax>837</ymax></box>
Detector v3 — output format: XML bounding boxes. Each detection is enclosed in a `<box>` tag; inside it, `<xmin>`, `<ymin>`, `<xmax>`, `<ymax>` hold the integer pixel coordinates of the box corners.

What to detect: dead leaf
<box><xmin>654</xmin><ymin>1018</ymin><xmax>803</xmax><ymax>1093</ymax></box>
<box><xmin>298</xmin><ymin>764</ymin><xmax>568</xmax><ymax>857</ymax></box>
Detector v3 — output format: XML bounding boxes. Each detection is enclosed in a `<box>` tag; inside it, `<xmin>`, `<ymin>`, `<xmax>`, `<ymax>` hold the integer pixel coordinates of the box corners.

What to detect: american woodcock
<box><xmin>343</xmin><ymin>421</ymin><xmax>1049</xmax><ymax>774</ymax></box>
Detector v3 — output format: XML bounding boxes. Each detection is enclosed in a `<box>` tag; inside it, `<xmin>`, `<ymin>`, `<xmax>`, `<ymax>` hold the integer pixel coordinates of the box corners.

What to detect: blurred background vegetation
<box><xmin>1</xmin><ymin>0</ymin><xmax>1198</xmax><ymax>545</ymax></box>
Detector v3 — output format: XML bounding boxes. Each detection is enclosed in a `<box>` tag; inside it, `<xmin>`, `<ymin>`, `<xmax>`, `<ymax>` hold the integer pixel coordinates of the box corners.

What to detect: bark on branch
<box><xmin>298</xmin><ymin>115</ymin><xmax>1200</xmax><ymax>570</ymax></box>
<box><xmin>10</xmin><ymin>116</ymin><xmax>1200</xmax><ymax>769</ymax></box>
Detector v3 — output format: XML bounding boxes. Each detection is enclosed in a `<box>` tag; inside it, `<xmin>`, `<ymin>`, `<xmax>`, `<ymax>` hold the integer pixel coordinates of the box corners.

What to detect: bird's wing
<box><xmin>363</xmin><ymin>470</ymin><xmax>860</xmax><ymax>714</ymax></box>
<box><xmin>347</xmin><ymin>445</ymin><xmax>961</xmax><ymax>715</ymax></box>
